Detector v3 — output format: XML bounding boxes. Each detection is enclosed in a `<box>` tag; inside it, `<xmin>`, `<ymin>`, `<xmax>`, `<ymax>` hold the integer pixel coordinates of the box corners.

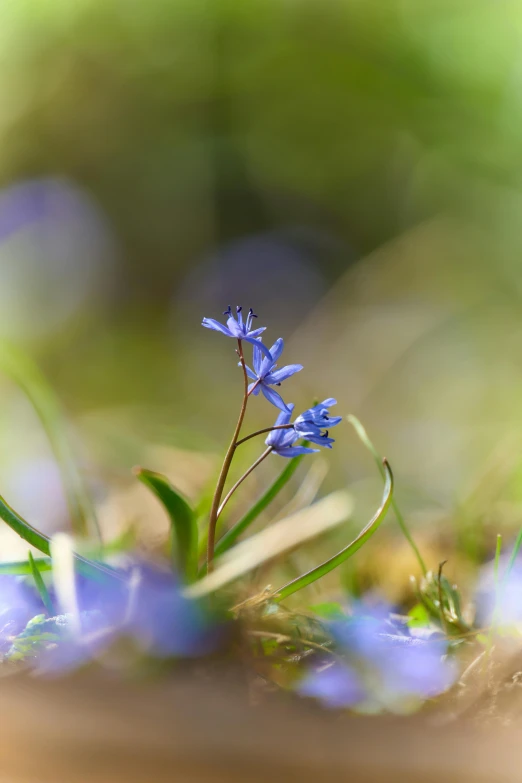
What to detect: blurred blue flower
<box><xmin>15</xmin><ymin>562</ymin><xmax>224</xmax><ymax>673</ymax></box>
<box><xmin>294</xmin><ymin>399</ymin><xmax>342</xmax><ymax>438</ymax></box>
<box><xmin>331</xmin><ymin>609</ymin><xmax>458</xmax><ymax>705</ymax></box>
<box><xmin>245</xmin><ymin>338</ymin><xmax>302</xmax><ymax>411</ymax></box>
<box><xmin>298</xmin><ymin>662</ymin><xmax>366</xmax><ymax>708</ymax></box>
<box><xmin>0</xmin><ymin>576</ymin><xmax>44</xmax><ymax>653</ymax></box>
<box><xmin>266</xmin><ymin>405</ymin><xmax>319</xmax><ymax>458</ymax></box>
<box><xmin>202</xmin><ymin>305</ymin><xmax>272</xmax><ymax>359</ymax></box>
<box><xmin>475</xmin><ymin>556</ymin><xmax>522</xmax><ymax>627</ymax></box>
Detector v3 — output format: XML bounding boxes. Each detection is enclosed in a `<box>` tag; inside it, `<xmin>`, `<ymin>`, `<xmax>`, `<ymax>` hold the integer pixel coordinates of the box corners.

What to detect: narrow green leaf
<box><xmin>347</xmin><ymin>415</ymin><xmax>427</xmax><ymax>576</ymax></box>
<box><xmin>0</xmin><ymin>494</ymin><xmax>123</xmax><ymax>583</ymax></box>
<box><xmin>274</xmin><ymin>459</ymin><xmax>394</xmax><ymax>602</ymax></box>
<box><xmin>210</xmin><ymin>452</ymin><xmax>306</xmax><ymax>560</ymax></box>
<box><xmin>0</xmin><ymin>558</ymin><xmax>51</xmax><ymax>575</ymax></box>
<box><xmin>0</xmin><ymin>343</ymin><xmax>99</xmax><ymax>539</ymax></box>
<box><xmin>135</xmin><ymin>468</ymin><xmax>198</xmax><ymax>582</ymax></box>
<box><xmin>28</xmin><ymin>551</ymin><xmax>55</xmax><ymax>616</ymax></box>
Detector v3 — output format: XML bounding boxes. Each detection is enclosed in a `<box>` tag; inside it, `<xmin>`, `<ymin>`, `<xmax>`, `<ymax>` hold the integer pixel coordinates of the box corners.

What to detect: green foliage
<box><xmin>28</xmin><ymin>551</ymin><xmax>55</xmax><ymax>616</ymax></box>
<box><xmin>135</xmin><ymin>467</ymin><xmax>198</xmax><ymax>582</ymax></box>
<box><xmin>6</xmin><ymin>615</ymin><xmax>67</xmax><ymax>662</ymax></box>
<box><xmin>274</xmin><ymin>460</ymin><xmax>394</xmax><ymax>602</ymax></box>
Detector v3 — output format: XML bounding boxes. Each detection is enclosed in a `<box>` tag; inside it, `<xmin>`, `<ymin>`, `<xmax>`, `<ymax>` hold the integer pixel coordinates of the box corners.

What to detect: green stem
<box><xmin>347</xmin><ymin>415</ymin><xmax>427</xmax><ymax>576</ymax></box>
<box><xmin>206</xmin><ymin>339</ymin><xmax>249</xmax><ymax>573</ymax></box>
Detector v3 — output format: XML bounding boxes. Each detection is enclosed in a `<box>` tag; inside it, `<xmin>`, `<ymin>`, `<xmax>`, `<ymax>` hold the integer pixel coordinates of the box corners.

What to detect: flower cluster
<box><xmin>202</xmin><ymin>306</ymin><xmax>341</xmax><ymax>457</ymax></box>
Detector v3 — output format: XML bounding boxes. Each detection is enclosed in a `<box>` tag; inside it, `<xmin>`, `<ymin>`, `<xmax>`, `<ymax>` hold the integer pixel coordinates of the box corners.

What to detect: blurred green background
<box><xmin>1</xmin><ymin>0</ymin><xmax>522</xmax><ymax>601</ymax></box>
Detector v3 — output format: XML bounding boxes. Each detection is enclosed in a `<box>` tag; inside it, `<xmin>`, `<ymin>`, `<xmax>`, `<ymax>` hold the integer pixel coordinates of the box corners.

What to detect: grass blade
<box><xmin>0</xmin><ymin>343</ymin><xmax>99</xmax><ymax>539</ymax></box>
<box><xmin>0</xmin><ymin>558</ymin><xmax>52</xmax><ymax>575</ymax></box>
<box><xmin>210</xmin><ymin>452</ymin><xmax>306</xmax><ymax>560</ymax></box>
<box><xmin>0</xmin><ymin>494</ymin><xmax>124</xmax><ymax>583</ymax></box>
<box><xmin>347</xmin><ymin>415</ymin><xmax>427</xmax><ymax>576</ymax></box>
<box><xmin>28</xmin><ymin>551</ymin><xmax>55</xmax><ymax>616</ymax></box>
<box><xmin>274</xmin><ymin>459</ymin><xmax>394</xmax><ymax>602</ymax></box>
<box><xmin>135</xmin><ymin>467</ymin><xmax>198</xmax><ymax>582</ymax></box>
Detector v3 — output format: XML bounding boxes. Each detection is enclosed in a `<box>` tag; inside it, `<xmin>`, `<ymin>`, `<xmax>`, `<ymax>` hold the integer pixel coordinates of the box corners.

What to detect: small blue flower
<box><xmin>266</xmin><ymin>405</ymin><xmax>319</xmax><ymax>458</ymax></box>
<box><xmin>294</xmin><ymin>398</ymin><xmax>342</xmax><ymax>438</ymax></box>
<box><xmin>202</xmin><ymin>305</ymin><xmax>272</xmax><ymax>359</ymax></box>
<box><xmin>245</xmin><ymin>338</ymin><xmax>303</xmax><ymax>411</ymax></box>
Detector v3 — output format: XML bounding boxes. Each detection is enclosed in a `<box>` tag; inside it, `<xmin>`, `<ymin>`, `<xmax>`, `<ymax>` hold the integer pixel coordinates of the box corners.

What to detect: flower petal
<box><xmin>226</xmin><ymin>316</ymin><xmax>242</xmax><ymax>337</ymax></box>
<box><xmin>202</xmin><ymin>318</ymin><xmax>233</xmax><ymax>336</ymax></box>
<box><xmin>305</xmin><ymin>433</ymin><xmax>335</xmax><ymax>449</ymax></box>
<box><xmin>243</xmin><ymin>336</ymin><xmax>273</xmax><ymax>359</ymax></box>
<box><xmin>253</xmin><ymin>342</ymin><xmax>263</xmax><ymax>375</ymax></box>
<box><xmin>266</xmin><ymin>364</ymin><xmax>303</xmax><ymax>384</ymax></box>
<box><xmin>260</xmin><ymin>384</ymin><xmax>290</xmax><ymax>411</ymax></box>
<box><xmin>259</xmin><ymin>338</ymin><xmax>284</xmax><ymax>376</ymax></box>
<box><xmin>244</xmin><ymin>365</ymin><xmax>257</xmax><ymax>381</ymax></box>
<box><xmin>274</xmin><ymin>446</ymin><xmax>319</xmax><ymax>458</ymax></box>
<box><xmin>247</xmin><ymin>327</ymin><xmax>267</xmax><ymax>338</ymax></box>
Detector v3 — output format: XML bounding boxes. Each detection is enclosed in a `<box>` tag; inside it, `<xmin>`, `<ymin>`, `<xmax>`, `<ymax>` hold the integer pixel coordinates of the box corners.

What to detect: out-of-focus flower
<box><xmin>202</xmin><ymin>305</ymin><xmax>272</xmax><ymax>358</ymax></box>
<box><xmin>298</xmin><ymin>662</ymin><xmax>366</xmax><ymax>708</ymax></box>
<box><xmin>266</xmin><ymin>405</ymin><xmax>319</xmax><ymax>458</ymax></box>
<box><xmin>294</xmin><ymin>399</ymin><xmax>342</xmax><ymax>437</ymax></box>
<box><xmin>0</xmin><ymin>576</ymin><xmax>44</xmax><ymax>653</ymax></box>
<box><xmin>6</xmin><ymin>562</ymin><xmax>224</xmax><ymax>673</ymax></box>
<box><xmin>245</xmin><ymin>338</ymin><xmax>302</xmax><ymax>411</ymax></box>
<box><xmin>331</xmin><ymin>609</ymin><xmax>458</xmax><ymax>706</ymax></box>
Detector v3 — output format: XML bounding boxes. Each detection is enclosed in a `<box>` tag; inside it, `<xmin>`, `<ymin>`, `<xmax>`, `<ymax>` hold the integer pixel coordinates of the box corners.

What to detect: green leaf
<box><xmin>0</xmin><ymin>494</ymin><xmax>124</xmax><ymax>584</ymax></box>
<box><xmin>28</xmin><ymin>551</ymin><xmax>55</xmax><ymax>616</ymax></box>
<box><xmin>0</xmin><ymin>342</ymin><xmax>99</xmax><ymax>539</ymax></box>
<box><xmin>135</xmin><ymin>468</ymin><xmax>198</xmax><ymax>582</ymax></box>
<box><xmin>208</xmin><ymin>450</ymin><xmax>307</xmax><ymax>560</ymax></box>
<box><xmin>407</xmin><ymin>603</ymin><xmax>431</xmax><ymax>628</ymax></box>
<box><xmin>0</xmin><ymin>557</ymin><xmax>51</xmax><ymax>575</ymax></box>
<box><xmin>347</xmin><ymin>415</ymin><xmax>427</xmax><ymax>576</ymax></box>
<box><xmin>274</xmin><ymin>459</ymin><xmax>394</xmax><ymax>602</ymax></box>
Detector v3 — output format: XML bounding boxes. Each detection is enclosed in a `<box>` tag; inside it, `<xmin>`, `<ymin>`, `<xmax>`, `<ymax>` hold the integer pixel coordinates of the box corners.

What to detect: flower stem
<box><xmin>217</xmin><ymin>447</ymin><xmax>273</xmax><ymax>520</ymax></box>
<box><xmin>207</xmin><ymin>339</ymin><xmax>249</xmax><ymax>573</ymax></box>
<box><xmin>235</xmin><ymin>424</ymin><xmax>294</xmax><ymax>447</ymax></box>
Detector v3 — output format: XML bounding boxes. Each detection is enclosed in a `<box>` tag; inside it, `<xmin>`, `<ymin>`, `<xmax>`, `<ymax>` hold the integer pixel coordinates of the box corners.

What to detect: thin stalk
<box><xmin>213</xmin><ymin>448</ymin><xmax>307</xmax><ymax>559</ymax></box>
<box><xmin>217</xmin><ymin>447</ymin><xmax>273</xmax><ymax>520</ymax></box>
<box><xmin>236</xmin><ymin>424</ymin><xmax>294</xmax><ymax>447</ymax></box>
<box><xmin>347</xmin><ymin>415</ymin><xmax>427</xmax><ymax>576</ymax></box>
<box><xmin>207</xmin><ymin>339</ymin><xmax>249</xmax><ymax>572</ymax></box>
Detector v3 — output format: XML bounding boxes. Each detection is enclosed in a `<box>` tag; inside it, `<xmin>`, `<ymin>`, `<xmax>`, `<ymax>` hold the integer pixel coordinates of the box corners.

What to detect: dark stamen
<box><xmin>276</xmin><ymin>382</ymin><xmax>281</xmax><ymax>387</ymax></box>
<box><xmin>223</xmin><ymin>305</ymin><xmax>232</xmax><ymax>316</ymax></box>
<box><xmin>236</xmin><ymin>305</ymin><xmax>242</xmax><ymax>313</ymax></box>
<box><xmin>323</xmin><ymin>430</ymin><xmax>329</xmax><ymax>438</ymax></box>
<box><xmin>249</xmin><ymin>308</ymin><xmax>258</xmax><ymax>318</ymax></box>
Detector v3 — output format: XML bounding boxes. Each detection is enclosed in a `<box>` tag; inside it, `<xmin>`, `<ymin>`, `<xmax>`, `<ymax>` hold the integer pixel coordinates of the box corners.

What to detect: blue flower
<box><xmin>202</xmin><ymin>305</ymin><xmax>272</xmax><ymax>359</ymax></box>
<box><xmin>298</xmin><ymin>662</ymin><xmax>365</xmax><ymax>709</ymax></box>
<box><xmin>245</xmin><ymin>338</ymin><xmax>303</xmax><ymax>411</ymax></box>
<box><xmin>265</xmin><ymin>405</ymin><xmax>320</xmax><ymax>458</ymax></box>
<box><xmin>294</xmin><ymin>398</ymin><xmax>342</xmax><ymax>438</ymax></box>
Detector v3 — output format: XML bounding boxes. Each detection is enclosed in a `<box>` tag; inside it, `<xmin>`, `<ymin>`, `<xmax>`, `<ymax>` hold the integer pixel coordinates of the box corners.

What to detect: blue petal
<box><xmin>244</xmin><ymin>365</ymin><xmax>257</xmax><ymax>381</ymax></box>
<box><xmin>248</xmin><ymin>327</ymin><xmax>267</xmax><ymax>338</ymax></box>
<box><xmin>248</xmin><ymin>382</ymin><xmax>261</xmax><ymax>395</ymax></box>
<box><xmin>274</xmin><ymin>446</ymin><xmax>319</xmax><ymax>458</ymax></box>
<box><xmin>260</xmin><ymin>338</ymin><xmax>283</xmax><ymax>376</ymax></box>
<box><xmin>261</xmin><ymin>384</ymin><xmax>290</xmax><ymax>411</ymax></box>
<box><xmin>226</xmin><ymin>316</ymin><xmax>243</xmax><ymax>337</ymax></box>
<box><xmin>294</xmin><ymin>420</ymin><xmax>323</xmax><ymax>436</ymax></box>
<box><xmin>266</xmin><ymin>364</ymin><xmax>303</xmax><ymax>384</ymax></box>
<box><xmin>253</xmin><ymin>342</ymin><xmax>263</xmax><ymax>375</ymax></box>
<box><xmin>321</xmin><ymin>398</ymin><xmax>337</xmax><ymax>408</ymax></box>
<box><xmin>305</xmin><ymin>433</ymin><xmax>335</xmax><ymax>449</ymax></box>
<box><xmin>243</xmin><ymin>336</ymin><xmax>273</xmax><ymax>359</ymax></box>
<box><xmin>202</xmin><ymin>318</ymin><xmax>233</xmax><ymax>337</ymax></box>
